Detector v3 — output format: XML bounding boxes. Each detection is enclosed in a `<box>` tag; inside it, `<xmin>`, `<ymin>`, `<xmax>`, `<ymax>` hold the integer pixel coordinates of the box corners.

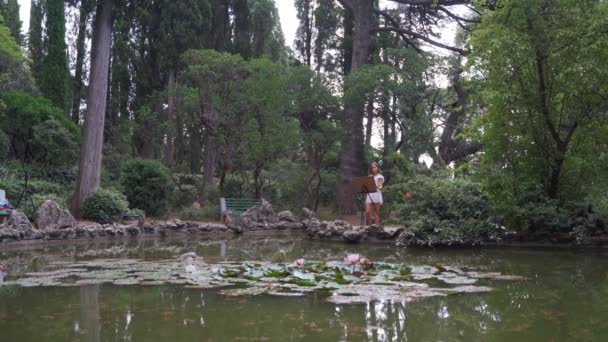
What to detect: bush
<box><xmin>120</xmin><ymin>158</ymin><xmax>173</xmax><ymax>217</ymax></box>
<box><xmin>82</xmin><ymin>188</ymin><xmax>129</xmax><ymax>224</ymax></box>
<box><xmin>179</xmin><ymin>206</ymin><xmax>221</xmax><ymax>221</ymax></box>
<box><xmin>387</xmin><ymin>176</ymin><xmax>502</xmax><ymax>246</ymax></box>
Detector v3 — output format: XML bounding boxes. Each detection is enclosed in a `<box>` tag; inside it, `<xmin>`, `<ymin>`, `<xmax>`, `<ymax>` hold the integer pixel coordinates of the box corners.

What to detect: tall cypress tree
<box><xmin>0</xmin><ymin>0</ymin><xmax>22</xmax><ymax>45</ymax></box>
<box><xmin>40</xmin><ymin>0</ymin><xmax>69</xmax><ymax>113</ymax></box>
<box><xmin>28</xmin><ymin>0</ymin><xmax>43</xmax><ymax>82</ymax></box>
<box><xmin>71</xmin><ymin>0</ymin><xmax>95</xmax><ymax>124</ymax></box>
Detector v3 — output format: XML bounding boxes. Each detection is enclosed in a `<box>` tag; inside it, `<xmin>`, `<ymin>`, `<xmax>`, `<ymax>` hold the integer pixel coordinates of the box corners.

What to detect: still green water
<box><xmin>0</xmin><ymin>235</ymin><xmax>607</xmax><ymax>341</ymax></box>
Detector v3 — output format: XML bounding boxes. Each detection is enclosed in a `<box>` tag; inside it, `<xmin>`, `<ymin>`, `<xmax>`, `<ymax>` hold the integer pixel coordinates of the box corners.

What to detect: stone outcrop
<box><xmin>0</xmin><ymin>200</ymin><xmax>400</xmax><ymax>245</ymax></box>
<box><xmin>0</xmin><ymin>211</ymin><xmax>42</xmax><ymax>242</ymax></box>
<box><xmin>277</xmin><ymin>210</ymin><xmax>296</xmax><ymax>222</ymax></box>
<box><xmin>226</xmin><ymin>200</ymin><xmax>303</xmax><ymax>233</ymax></box>
<box><xmin>35</xmin><ymin>200</ymin><xmax>77</xmax><ymax>231</ymax></box>
<box><xmin>303</xmin><ymin>218</ymin><xmax>403</xmax><ymax>243</ymax></box>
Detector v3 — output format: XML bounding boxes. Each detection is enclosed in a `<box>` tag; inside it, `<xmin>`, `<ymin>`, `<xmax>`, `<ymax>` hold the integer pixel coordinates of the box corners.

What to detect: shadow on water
<box><xmin>1</xmin><ymin>234</ymin><xmax>608</xmax><ymax>341</ymax></box>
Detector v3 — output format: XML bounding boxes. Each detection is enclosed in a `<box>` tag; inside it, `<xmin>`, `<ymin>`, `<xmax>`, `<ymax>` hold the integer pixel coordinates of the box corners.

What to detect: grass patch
<box><xmin>339</xmin><ymin>292</ymin><xmax>360</xmax><ymax>297</ymax></box>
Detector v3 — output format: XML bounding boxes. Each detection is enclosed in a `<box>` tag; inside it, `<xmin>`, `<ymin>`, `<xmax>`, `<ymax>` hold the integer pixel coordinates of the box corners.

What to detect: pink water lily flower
<box><xmin>344</xmin><ymin>254</ymin><xmax>362</xmax><ymax>266</ymax></box>
<box><xmin>294</xmin><ymin>259</ymin><xmax>306</xmax><ymax>267</ymax></box>
<box><xmin>359</xmin><ymin>258</ymin><xmax>371</xmax><ymax>267</ymax></box>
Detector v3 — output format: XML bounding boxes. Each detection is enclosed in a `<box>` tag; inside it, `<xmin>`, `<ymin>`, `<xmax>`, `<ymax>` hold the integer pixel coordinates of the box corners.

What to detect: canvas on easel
<box><xmin>353</xmin><ymin>176</ymin><xmax>377</xmax><ymax>194</ymax></box>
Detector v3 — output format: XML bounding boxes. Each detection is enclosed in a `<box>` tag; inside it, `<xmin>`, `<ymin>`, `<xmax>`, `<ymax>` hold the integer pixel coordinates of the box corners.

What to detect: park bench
<box><xmin>220</xmin><ymin>197</ymin><xmax>261</xmax><ymax>222</ymax></box>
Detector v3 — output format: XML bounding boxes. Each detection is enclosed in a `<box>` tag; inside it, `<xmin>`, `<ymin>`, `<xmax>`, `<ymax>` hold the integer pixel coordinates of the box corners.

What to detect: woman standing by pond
<box><xmin>365</xmin><ymin>162</ymin><xmax>384</xmax><ymax>225</ymax></box>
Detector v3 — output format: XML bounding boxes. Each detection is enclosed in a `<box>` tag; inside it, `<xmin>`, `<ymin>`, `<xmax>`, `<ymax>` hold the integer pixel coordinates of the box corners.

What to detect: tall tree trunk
<box><xmin>71</xmin><ymin>0</ymin><xmax>115</xmax><ymax>217</ymax></box>
<box><xmin>336</xmin><ymin>0</ymin><xmax>373</xmax><ymax>214</ymax></box>
<box><xmin>342</xmin><ymin>4</ymin><xmax>354</xmax><ymax>75</ymax></box>
<box><xmin>71</xmin><ymin>2</ymin><xmax>90</xmax><ymax>125</ymax></box>
<box><xmin>304</xmin><ymin>144</ymin><xmax>316</xmax><ymax>210</ymax></box>
<box><xmin>189</xmin><ymin>125</ymin><xmax>202</xmax><ymax>174</ymax></box>
<box><xmin>163</xmin><ymin>69</ymin><xmax>176</xmax><ymax>167</ymax></box>
<box><xmin>364</xmin><ymin>96</ymin><xmax>374</xmax><ymax>146</ymax></box>
<box><xmin>201</xmin><ymin>135</ymin><xmax>218</xmax><ymax>205</ymax></box>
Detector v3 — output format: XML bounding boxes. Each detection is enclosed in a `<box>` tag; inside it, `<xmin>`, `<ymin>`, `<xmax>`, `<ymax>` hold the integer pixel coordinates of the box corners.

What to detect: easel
<box><xmin>353</xmin><ymin>176</ymin><xmax>377</xmax><ymax>226</ymax></box>
<box><xmin>16</xmin><ymin>169</ymin><xmax>36</xmax><ymax>214</ymax></box>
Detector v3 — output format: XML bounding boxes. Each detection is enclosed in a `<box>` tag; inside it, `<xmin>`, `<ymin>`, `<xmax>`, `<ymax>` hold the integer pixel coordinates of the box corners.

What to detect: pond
<box><xmin>1</xmin><ymin>234</ymin><xmax>607</xmax><ymax>341</ymax></box>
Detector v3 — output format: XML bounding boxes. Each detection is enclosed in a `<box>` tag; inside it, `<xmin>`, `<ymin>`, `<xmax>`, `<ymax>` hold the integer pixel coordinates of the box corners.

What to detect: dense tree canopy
<box><xmin>0</xmin><ymin>0</ymin><xmax>606</xmax><ymax>240</ymax></box>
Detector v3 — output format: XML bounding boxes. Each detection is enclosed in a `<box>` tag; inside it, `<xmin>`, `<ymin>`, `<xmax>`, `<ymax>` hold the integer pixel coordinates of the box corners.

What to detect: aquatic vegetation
<box><xmin>1</xmin><ymin>256</ymin><xmax>526</xmax><ymax>305</ymax></box>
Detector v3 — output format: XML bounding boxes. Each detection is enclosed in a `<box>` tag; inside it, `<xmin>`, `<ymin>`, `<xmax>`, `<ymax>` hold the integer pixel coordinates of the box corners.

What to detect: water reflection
<box><xmin>79</xmin><ymin>284</ymin><xmax>100</xmax><ymax>342</ymax></box>
<box><xmin>1</xmin><ymin>237</ymin><xmax>608</xmax><ymax>341</ymax></box>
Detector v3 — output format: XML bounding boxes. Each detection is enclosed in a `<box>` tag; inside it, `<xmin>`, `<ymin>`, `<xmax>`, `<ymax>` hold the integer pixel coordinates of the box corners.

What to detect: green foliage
<box><xmin>0</xmin><ymin>128</ymin><xmax>8</xmax><ymax>158</ymax></box>
<box><xmin>389</xmin><ymin>175</ymin><xmax>502</xmax><ymax>246</ymax></box>
<box><xmin>39</xmin><ymin>0</ymin><xmax>68</xmax><ymax>110</ymax></box>
<box><xmin>0</xmin><ymin>1</ymin><xmax>22</xmax><ymax>45</ymax></box>
<box><xmin>470</xmin><ymin>0</ymin><xmax>608</xmax><ymax>205</ymax></box>
<box><xmin>82</xmin><ymin>188</ymin><xmax>129</xmax><ymax>224</ymax></box>
<box><xmin>179</xmin><ymin>206</ymin><xmax>220</xmax><ymax>221</ymax></box>
<box><xmin>0</xmin><ymin>14</ymin><xmax>31</xmax><ymax>92</ymax></box>
<box><xmin>0</xmin><ymin>91</ymin><xmax>80</xmax><ymax>166</ymax></box>
<box><xmin>120</xmin><ymin>158</ymin><xmax>174</xmax><ymax>217</ymax></box>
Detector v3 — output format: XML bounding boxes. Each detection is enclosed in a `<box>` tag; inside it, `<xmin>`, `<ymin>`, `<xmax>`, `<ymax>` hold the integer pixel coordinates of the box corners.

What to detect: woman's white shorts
<box><xmin>365</xmin><ymin>191</ymin><xmax>383</xmax><ymax>205</ymax></box>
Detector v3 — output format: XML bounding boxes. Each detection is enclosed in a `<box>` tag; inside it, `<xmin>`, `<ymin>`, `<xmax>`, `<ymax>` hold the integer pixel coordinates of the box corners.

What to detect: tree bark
<box><xmin>365</xmin><ymin>96</ymin><xmax>374</xmax><ymax>146</ymax></box>
<box><xmin>336</xmin><ymin>0</ymin><xmax>373</xmax><ymax>214</ymax></box>
<box><xmin>163</xmin><ymin>69</ymin><xmax>176</xmax><ymax>167</ymax></box>
<box><xmin>201</xmin><ymin>135</ymin><xmax>218</xmax><ymax>205</ymax></box>
<box><xmin>71</xmin><ymin>0</ymin><xmax>115</xmax><ymax>217</ymax></box>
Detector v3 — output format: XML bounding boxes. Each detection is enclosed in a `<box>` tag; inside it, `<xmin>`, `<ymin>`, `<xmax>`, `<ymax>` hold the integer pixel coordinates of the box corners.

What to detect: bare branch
<box><xmin>388</xmin><ymin>0</ymin><xmax>470</xmax><ymax>5</ymax></box>
<box><xmin>374</xmin><ymin>9</ymin><xmax>423</xmax><ymax>53</ymax></box>
<box><xmin>437</xmin><ymin>6</ymin><xmax>480</xmax><ymax>24</ymax></box>
<box><xmin>373</xmin><ymin>26</ymin><xmax>467</xmax><ymax>55</ymax></box>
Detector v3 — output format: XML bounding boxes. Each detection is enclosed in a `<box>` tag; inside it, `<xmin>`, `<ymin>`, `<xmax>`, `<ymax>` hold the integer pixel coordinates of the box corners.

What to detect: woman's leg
<box><xmin>365</xmin><ymin>203</ymin><xmax>373</xmax><ymax>225</ymax></box>
<box><xmin>373</xmin><ymin>203</ymin><xmax>382</xmax><ymax>224</ymax></box>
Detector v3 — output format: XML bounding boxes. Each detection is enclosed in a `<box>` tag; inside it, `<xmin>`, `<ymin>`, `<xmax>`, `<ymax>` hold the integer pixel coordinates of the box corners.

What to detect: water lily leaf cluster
<box><xmin>2</xmin><ymin>258</ymin><xmax>525</xmax><ymax>304</ymax></box>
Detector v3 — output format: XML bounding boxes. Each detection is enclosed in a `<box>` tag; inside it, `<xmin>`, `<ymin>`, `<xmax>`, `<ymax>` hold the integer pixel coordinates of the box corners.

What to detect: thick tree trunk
<box><xmin>336</xmin><ymin>0</ymin><xmax>373</xmax><ymax>214</ymax></box>
<box><xmin>163</xmin><ymin>69</ymin><xmax>176</xmax><ymax>167</ymax></box>
<box><xmin>201</xmin><ymin>136</ymin><xmax>218</xmax><ymax>205</ymax></box>
<box><xmin>342</xmin><ymin>5</ymin><xmax>354</xmax><ymax>75</ymax></box>
<box><xmin>71</xmin><ymin>0</ymin><xmax>114</xmax><ymax>217</ymax></box>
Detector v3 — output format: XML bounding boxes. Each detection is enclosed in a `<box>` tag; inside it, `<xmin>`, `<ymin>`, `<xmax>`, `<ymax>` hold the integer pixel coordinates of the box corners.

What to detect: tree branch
<box><xmin>372</xmin><ymin>26</ymin><xmax>467</xmax><ymax>55</ymax></box>
<box><xmin>374</xmin><ymin>9</ymin><xmax>423</xmax><ymax>53</ymax></box>
<box><xmin>388</xmin><ymin>0</ymin><xmax>470</xmax><ymax>5</ymax></box>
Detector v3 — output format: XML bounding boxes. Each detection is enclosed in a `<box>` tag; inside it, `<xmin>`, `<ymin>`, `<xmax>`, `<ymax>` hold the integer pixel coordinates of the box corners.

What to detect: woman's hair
<box><xmin>369</xmin><ymin>162</ymin><xmax>380</xmax><ymax>174</ymax></box>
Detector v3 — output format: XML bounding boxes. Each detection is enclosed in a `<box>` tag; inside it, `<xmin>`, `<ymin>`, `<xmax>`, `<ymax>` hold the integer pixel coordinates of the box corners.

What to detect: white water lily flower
<box><xmin>294</xmin><ymin>259</ymin><xmax>306</xmax><ymax>267</ymax></box>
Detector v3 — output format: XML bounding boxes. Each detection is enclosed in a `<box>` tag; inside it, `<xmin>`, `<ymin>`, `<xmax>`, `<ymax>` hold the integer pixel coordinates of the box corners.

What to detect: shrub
<box><xmin>82</xmin><ymin>188</ymin><xmax>129</xmax><ymax>224</ymax></box>
<box><xmin>388</xmin><ymin>176</ymin><xmax>502</xmax><ymax>246</ymax></box>
<box><xmin>120</xmin><ymin>158</ymin><xmax>173</xmax><ymax>217</ymax></box>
